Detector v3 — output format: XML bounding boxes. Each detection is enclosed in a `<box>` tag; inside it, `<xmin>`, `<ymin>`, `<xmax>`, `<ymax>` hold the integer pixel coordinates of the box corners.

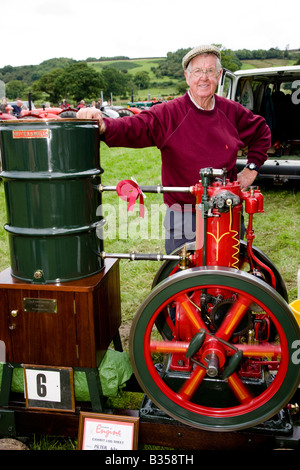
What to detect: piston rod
<box><xmin>101</xmin><ymin>251</ymin><xmax>181</xmax><ymax>261</ymax></box>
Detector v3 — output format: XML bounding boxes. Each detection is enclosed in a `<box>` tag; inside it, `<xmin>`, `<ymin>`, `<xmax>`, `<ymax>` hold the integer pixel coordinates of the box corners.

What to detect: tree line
<box><xmin>1</xmin><ymin>47</ymin><xmax>299</xmax><ymax>106</ymax></box>
<box><xmin>0</xmin><ymin>59</ymin><xmax>154</xmax><ymax>105</ymax></box>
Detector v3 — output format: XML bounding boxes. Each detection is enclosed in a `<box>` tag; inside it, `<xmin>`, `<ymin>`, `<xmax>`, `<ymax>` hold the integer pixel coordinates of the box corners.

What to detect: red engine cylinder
<box><xmin>192</xmin><ymin>180</ymin><xmax>242</xmax><ymax>269</ymax></box>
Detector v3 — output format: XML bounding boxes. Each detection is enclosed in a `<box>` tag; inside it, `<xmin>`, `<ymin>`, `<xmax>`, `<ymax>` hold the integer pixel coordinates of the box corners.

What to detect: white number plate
<box><xmin>23</xmin><ymin>365</ymin><xmax>75</xmax><ymax>412</ymax></box>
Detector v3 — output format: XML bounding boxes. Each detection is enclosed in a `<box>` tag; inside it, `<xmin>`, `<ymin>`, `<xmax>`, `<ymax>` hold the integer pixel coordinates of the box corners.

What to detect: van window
<box><xmin>221</xmin><ymin>74</ymin><xmax>233</xmax><ymax>99</ymax></box>
<box><xmin>235</xmin><ymin>77</ymin><xmax>300</xmax><ymax>143</ymax></box>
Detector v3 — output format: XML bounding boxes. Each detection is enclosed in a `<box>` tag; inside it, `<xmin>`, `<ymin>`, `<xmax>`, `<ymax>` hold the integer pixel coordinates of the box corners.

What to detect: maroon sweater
<box><xmin>101</xmin><ymin>93</ymin><xmax>271</xmax><ymax>207</ymax></box>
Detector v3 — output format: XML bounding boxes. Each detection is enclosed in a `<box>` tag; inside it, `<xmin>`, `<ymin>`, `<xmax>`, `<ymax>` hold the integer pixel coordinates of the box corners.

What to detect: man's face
<box><xmin>184</xmin><ymin>54</ymin><xmax>222</xmax><ymax>105</ymax></box>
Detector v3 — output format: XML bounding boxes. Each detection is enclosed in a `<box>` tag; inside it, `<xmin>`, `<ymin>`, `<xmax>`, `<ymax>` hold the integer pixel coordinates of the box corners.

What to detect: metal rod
<box><xmin>205</xmin><ymin>353</ymin><xmax>219</xmax><ymax>378</ymax></box>
<box><xmin>101</xmin><ymin>251</ymin><xmax>181</xmax><ymax>261</ymax></box>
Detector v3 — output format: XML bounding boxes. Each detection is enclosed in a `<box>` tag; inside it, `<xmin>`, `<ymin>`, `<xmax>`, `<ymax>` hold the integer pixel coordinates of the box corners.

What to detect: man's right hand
<box><xmin>76</xmin><ymin>107</ymin><xmax>106</xmax><ymax>134</ymax></box>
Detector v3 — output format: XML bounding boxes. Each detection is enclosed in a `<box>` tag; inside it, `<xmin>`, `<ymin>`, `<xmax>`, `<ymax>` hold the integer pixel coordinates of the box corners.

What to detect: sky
<box><xmin>1</xmin><ymin>0</ymin><xmax>299</xmax><ymax>68</ymax></box>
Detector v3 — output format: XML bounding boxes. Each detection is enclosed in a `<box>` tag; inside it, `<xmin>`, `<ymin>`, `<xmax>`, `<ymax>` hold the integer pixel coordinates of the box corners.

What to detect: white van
<box><xmin>218</xmin><ymin>65</ymin><xmax>300</xmax><ymax>183</ymax></box>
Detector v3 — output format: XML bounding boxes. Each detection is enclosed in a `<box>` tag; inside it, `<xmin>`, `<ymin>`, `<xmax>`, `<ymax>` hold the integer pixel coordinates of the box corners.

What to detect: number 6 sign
<box><xmin>24</xmin><ymin>365</ymin><xmax>75</xmax><ymax>412</ymax></box>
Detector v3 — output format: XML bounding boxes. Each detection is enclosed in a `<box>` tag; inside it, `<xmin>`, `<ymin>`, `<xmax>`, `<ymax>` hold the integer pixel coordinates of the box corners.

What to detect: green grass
<box><xmin>100</xmin><ymin>144</ymin><xmax>166</xmax><ymax>322</ymax></box>
<box><xmin>91</xmin><ymin>57</ymin><xmax>166</xmax><ymax>74</ymax></box>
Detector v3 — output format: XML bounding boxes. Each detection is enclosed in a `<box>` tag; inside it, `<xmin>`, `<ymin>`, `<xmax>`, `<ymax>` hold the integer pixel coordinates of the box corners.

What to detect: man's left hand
<box><xmin>237</xmin><ymin>168</ymin><xmax>258</xmax><ymax>191</ymax></box>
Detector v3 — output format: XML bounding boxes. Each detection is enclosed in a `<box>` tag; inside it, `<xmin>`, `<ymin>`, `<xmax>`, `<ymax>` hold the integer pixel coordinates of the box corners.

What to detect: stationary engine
<box><xmin>117</xmin><ymin>168</ymin><xmax>300</xmax><ymax>432</ymax></box>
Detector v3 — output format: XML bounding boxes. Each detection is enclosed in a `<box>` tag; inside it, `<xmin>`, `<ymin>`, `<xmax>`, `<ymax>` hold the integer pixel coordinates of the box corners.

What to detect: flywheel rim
<box><xmin>130</xmin><ymin>267</ymin><xmax>300</xmax><ymax>431</ymax></box>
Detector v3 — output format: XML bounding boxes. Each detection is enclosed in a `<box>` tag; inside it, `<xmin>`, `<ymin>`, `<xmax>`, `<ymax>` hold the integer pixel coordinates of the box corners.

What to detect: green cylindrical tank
<box><xmin>0</xmin><ymin>118</ymin><xmax>104</xmax><ymax>283</ymax></box>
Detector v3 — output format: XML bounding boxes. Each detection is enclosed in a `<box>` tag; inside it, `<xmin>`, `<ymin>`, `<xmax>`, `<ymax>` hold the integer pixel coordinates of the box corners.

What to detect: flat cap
<box><xmin>182</xmin><ymin>44</ymin><xmax>221</xmax><ymax>70</ymax></box>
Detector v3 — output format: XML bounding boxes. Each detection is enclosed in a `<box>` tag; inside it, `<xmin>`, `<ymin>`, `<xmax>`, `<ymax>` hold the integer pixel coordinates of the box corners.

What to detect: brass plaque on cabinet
<box><xmin>23</xmin><ymin>298</ymin><xmax>57</xmax><ymax>313</ymax></box>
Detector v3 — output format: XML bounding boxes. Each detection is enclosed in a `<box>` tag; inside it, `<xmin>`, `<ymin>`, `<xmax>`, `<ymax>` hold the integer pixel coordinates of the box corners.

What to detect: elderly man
<box><xmin>77</xmin><ymin>45</ymin><xmax>271</xmax><ymax>253</ymax></box>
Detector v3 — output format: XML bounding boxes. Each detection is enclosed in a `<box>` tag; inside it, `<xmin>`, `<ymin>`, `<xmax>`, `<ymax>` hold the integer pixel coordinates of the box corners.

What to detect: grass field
<box><xmin>0</xmin><ymin>144</ymin><xmax>299</xmax><ymax>449</ymax></box>
<box><xmin>240</xmin><ymin>58</ymin><xmax>299</xmax><ymax>69</ymax></box>
<box><xmin>91</xmin><ymin>57</ymin><xmax>166</xmax><ymax>75</ymax></box>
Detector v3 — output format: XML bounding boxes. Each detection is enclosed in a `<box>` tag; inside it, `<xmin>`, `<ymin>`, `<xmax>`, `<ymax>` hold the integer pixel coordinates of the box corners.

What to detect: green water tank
<box><xmin>0</xmin><ymin>118</ymin><xmax>104</xmax><ymax>283</ymax></box>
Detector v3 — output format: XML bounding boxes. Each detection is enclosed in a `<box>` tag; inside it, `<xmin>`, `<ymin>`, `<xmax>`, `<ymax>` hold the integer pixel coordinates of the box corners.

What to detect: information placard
<box><xmin>23</xmin><ymin>365</ymin><xmax>75</xmax><ymax>412</ymax></box>
<box><xmin>78</xmin><ymin>412</ymin><xmax>139</xmax><ymax>450</ymax></box>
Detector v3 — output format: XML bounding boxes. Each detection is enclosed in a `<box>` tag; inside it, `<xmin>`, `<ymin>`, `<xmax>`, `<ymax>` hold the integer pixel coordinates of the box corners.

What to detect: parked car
<box><xmin>218</xmin><ymin>65</ymin><xmax>300</xmax><ymax>183</ymax></box>
<box><xmin>105</xmin><ymin>106</ymin><xmax>141</xmax><ymax>117</ymax></box>
<box><xmin>127</xmin><ymin>100</ymin><xmax>164</xmax><ymax>111</ymax></box>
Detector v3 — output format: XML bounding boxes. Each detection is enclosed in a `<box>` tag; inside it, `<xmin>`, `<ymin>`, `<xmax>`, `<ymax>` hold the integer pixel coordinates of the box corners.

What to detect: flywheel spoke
<box><xmin>227</xmin><ymin>372</ymin><xmax>254</xmax><ymax>404</ymax></box>
<box><xmin>150</xmin><ymin>340</ymin><xmax>189</xmax><ymax>354</ymax></box>
<box><xmin>236</xmin><ymin>342</ymin><xmax>281</xmax><ymax>358</ymax></box>
<box><xmin>178</xmin><ymin>366</ymin><xmax>206</xmax><ymax>400</ymax></box>
<box><xmin>176</xmin><ymin>294</ymin><xmax>207</xmax><ymax>331</ymax></box>
<box><xmin>215</xmin><ymin>294</ymin><xmax>252</xmax><ymax>341</ymax></box>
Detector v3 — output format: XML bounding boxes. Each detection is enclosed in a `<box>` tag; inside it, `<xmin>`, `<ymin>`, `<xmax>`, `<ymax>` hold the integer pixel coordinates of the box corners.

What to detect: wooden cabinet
<box><xmin>0</xmin><ymin>259</ymin><xmax>121</xmax><ymax>368</ymax></box>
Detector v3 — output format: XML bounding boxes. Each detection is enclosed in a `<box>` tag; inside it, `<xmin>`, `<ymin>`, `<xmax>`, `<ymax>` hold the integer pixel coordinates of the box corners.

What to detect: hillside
<box><xmin>90</xmin><ymin>57</ymin><xmax>173</xmax><ymax>101</ymax></box>
<box><xmin>92</xmin><ymin>56</ymin><xmax>298</xmax><ymax>73</ymax></box>
<box><xmin>240</xmin><ymin>57</ymin><xmax>299</xmax><ymax>69</ymax></box>
<box><xmin>89</xmin><ymin>55</ymin><xmax>300</xmax><ymax>102</ymax></box>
